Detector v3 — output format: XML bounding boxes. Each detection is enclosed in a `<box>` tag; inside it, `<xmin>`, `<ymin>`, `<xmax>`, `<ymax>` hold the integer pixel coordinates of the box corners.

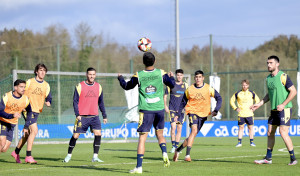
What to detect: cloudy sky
<box><xmin>1</xmin><ymin>0</ymin><xmax>299</xmax><ymax>50</ymax></box>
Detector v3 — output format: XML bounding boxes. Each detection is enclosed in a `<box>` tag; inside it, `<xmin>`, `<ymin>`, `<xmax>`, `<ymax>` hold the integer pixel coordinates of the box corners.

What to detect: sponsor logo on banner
<box><xmin>14</xmin><ymin>120</ymin><xmax>299</xmax><ymax>139</ymax></box>
<box><xmin>200</xmin><ymin>123</ymin><xmax>214</xmax><ymax>136</ymax></box>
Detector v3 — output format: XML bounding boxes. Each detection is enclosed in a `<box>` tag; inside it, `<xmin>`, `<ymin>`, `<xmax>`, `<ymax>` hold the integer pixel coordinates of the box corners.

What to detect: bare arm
<box><xmin>163</xmin><ymin>94</ymin><xmax>169</xmax><ymax>113</ymax></box>
<box><xmin>251</xmin><ymin>93</ymin><xmax>269</xmax><ymax>111</ymax></box>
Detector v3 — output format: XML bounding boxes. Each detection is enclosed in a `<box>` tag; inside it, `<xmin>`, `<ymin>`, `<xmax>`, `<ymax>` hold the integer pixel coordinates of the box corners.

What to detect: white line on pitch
<box><xmin>2</xmin><ymin>152</ymin><xmax>298</xmax><ymax>172</ymax></box>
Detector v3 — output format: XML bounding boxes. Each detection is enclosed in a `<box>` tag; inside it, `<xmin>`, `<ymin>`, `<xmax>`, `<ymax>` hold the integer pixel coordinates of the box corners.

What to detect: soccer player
<box><xmin>63</xmin><ymin>67</ymin><xmax>107</xmax><ymax>163</ymax></box>
<box><xmin>1</xmin><ymin>80</ymin><xmax>32</xmax><ymax>161</ymax></box>
<box><xmin>163</xmin><ymin>69</ymin><xmax>188</xmax><ymax>153</ymax></box>
<box><xmin>12</xmin><ymin>64</ymin><xmax>52</xmax><ymax>164</ymax></box>
<box><xmin>173</xmin><ymin>70</ymin><xmax>222</xmax><ymax>162</ymax></box>
<box><xmin>230</xmin><ymin>79</ymin><xmax>260</xmax><ymax>147</ymax></box>
<box><xmin>251</xmin><ymin>55</ymin><xmax>297</xmax><ymax>165</ymax></box>
<box><xmin>118</xmin><ymin>52</ymin><xmax>175</xmax><ymax>174</ymax></box>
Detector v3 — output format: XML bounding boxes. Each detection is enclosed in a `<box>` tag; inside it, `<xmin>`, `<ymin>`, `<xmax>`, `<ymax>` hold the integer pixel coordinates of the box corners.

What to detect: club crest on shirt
<box><xmin>145</xmin><ymin>85</ymin><xmax>157</xmax><ymax>95</ymax></box>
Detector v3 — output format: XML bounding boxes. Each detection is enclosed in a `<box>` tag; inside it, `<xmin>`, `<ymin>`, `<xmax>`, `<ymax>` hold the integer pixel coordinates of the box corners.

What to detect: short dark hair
<box><xmin>195</xmin><ymin>70</ymin><xmax>204</xmax><ymax>76</ymax></box>
<box><xmin>143</xmin><ymin>52</ymin><xmax>155</xmax><ymax>67</ymax></box>
<box><xmin>34</xmin><ymin>63</ymin><xmax>48</xmax><ymax>76</ymax></box>
<box><xmin>175</xmin><ymin>69</ymin><xmax>184</xmax><ymax>74</ymax></box>
<box><xmin>86</xmin><ymin>67</ymin><xmax>96</xmax><ymax>73</ymax></box>
<box><xmin>14</xmin><ymin>79</ymin><xmax>26</xmax><ymax>86</ymax></box>
<box><xmin>268</xmin><ymin>55</ymin><xmax>280</xmax><ymax>63</ymax></box>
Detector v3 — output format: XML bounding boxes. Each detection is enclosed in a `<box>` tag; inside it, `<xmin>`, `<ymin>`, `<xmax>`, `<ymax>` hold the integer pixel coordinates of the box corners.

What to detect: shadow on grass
<box><xmin>46</xmin><ymin>164</ymin><xmax>141</xmax><ymax>174</ymax></box>
<box><xmin>192</xmin><ymin>159</ymin><xmax>249</xmax><ymax>164</ymax></box>
<box><xmin>104</xmin><ymin>148</ymin><xmax>156</xmax><ymax>153</ymax></box>
<box><xmin>118</xmin><ymin>156</ymin><xmax>163</xmax><ymax>161</ymax></box>
<box><xmin>0</xmin><ymin>159</ymin><xmax>16</xmax><ymax>163</ymax></box>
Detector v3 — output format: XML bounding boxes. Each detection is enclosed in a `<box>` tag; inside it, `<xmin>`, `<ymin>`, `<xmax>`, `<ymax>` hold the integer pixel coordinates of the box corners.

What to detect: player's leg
<box><xmin>170</xmin><ymin>122</ymin><xmax>176</xmax><ymax>153</ymax></box>
<box><xmin>129</xmin><ymin>133</ymin><xmax>147</xmax><ymax>174</ymax></box>
<box><xmin>254</xmin><ymin>124</ymin><xmax>276</xmax><ymax>164</ymax></box>
<box><xmin>91</xmin><ymin>116</ymin><xmax>103</xmax><ymax>162</ymax></box>
<box><xmin>14</xmin><ymin>112</ymin><xmax>30</xmax><ymax>154</ymax></box>
<box><xmin>23</xmin><ymin>112</ymin><xmax>39</xmax><ymax>164</ymax></box>
<box><xmin>174</xmin><ymin>112</ymin><xmax>184</xmax><ymax>151</ymax></box>
<box><xmin>63</xmin><ymin>117</ymin><xmax>86</xmax><ymax>163</ymax></box>
<box><xmin>236</xmin><ymin>117</ymin><xmax>245</xmax><ymax>147</ymax></box>
<box><xmin>24</xmin><ymin>123</ymin><xmax>38</xmax><ymax>164</ymax></box>
<box><xmin>175</xmin><ymin>124</ymin><xmax>182</xmax><ymax>149</ymax></box>
<box><xmin>14</xmin><ymin>129</ymin><xmax>30</xmax><ymax>156</ymax></box>
<box><xmin>2</xmin><ymin>124</ymin><xmax>14</xmax><ymax>153</ymax></box>
<box><xmin>278</xmin><ymin>109</ymin><xmax>297</xmax><ymax>165</ymax></box>
<box><xmin>247</xmin><ymin>117</ymin><xmax>255</xmax><ymax>146</ymax></box>
<box><xmin>0</xmin><ymin>136</ymin><xmax>7</xmax><ymax>154</ymax></box>
<box><xmin>174</xmin><ymin>114</ymin><xmax>194</xmax><ymax>161</ymax></box>
<box><xmin>130</xmin><ymin>111</ymin><xmax>153</xmax><ymax>173</ymax></box>
<box><xmin>183</xmin><ymin>125</ymin><xmax>198</xmax><ymax>162</ymax></box>
<box><xmin>248</xmin><ymin>125</ymin><xmax>255</xmax><ymax>146</ymax></box>
<box><xmin>154</xmin><ymin>111</ymin><xmax>170</xmax><ymax>167</ymax></box>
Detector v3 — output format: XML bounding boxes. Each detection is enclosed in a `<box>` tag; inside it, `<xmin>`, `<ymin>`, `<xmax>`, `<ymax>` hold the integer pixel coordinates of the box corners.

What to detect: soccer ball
<box><xmin>137</xmin><ymin>37</ymin><xmax>152</xmax><ymax>52</ymax></box>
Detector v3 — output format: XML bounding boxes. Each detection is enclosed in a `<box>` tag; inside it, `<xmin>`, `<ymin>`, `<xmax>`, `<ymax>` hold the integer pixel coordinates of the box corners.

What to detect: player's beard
<box><xmin>268</xmin><ymin>67</ymin><xmax>275</xmax><ymax>72</ymax></box>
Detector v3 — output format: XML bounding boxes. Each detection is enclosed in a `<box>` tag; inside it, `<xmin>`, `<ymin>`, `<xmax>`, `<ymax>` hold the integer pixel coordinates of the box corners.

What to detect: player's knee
<box><xmin>239</xmin><ymin>126</ymin><xmax>244</xmax><ymax>130</ymax></box>
<box><xmin>1</xmin><ymin>146</ymin><xmax>9</xmax><ymax>153</ymax></box>
<box><xmin>267</xmin><ymin>131</ymin><xmax>275</xmax><ymax>137</ymax></box>
<box><xmin>279</xmin><ymin>128</ymin><xmax>288</xmax><ymax>136</ymax></box>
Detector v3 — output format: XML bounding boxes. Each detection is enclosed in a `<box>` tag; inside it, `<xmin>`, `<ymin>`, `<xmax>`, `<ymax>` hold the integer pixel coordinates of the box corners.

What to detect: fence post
<box><xmin>12</xmin><ymin>70</ymin><xmax>18</xmax><ymax>147</ymax></box>
<box><xmin>57</xmin><ymin>44</ymin><xmax>61</xmax><ymax>124</ymax></box>
<box><xmin>226</xmin><ymin>65</ymin><xmax>230</xmax><ymax>120</ymax></box>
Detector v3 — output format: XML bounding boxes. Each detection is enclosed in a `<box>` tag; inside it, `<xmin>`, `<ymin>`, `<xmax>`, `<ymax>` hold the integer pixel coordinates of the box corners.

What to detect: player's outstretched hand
<box><xmin>168</xmin><ymin>71</ymin><xmax>174</xmax><ymax>77</ymax></box>
<box><xmin>103</xmin><ymin>119</ymin><xmax>107</xmax><ymax>124</ymax></box>
<box><xmin>211</xmin><ymin>111</ymin><xmax>217</xmax><ymax>117</ymax></box>
<box><xmin>250</xmin><ymin>103</ymin><xmax>260</xmax><ymax>111</ymax></box>
<box><xmin>13</xmin><ymin>113</ymin><xmax>21</xmax><ymax>119</ymax></box>
<box><xmin>45</xmin><ymin>101</ymin><xmax>51</xmax><ymax>107</ymax></box>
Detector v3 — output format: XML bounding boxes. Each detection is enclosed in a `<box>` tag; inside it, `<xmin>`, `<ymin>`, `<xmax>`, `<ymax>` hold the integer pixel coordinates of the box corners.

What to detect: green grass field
<box><xmin>1</xmin><ymin>137</ymin><xmax>299</xmax><ymax>176</ymax></box>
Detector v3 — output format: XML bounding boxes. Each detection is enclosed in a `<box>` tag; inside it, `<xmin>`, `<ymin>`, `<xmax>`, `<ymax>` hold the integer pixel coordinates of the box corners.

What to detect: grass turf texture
<box><xmin>1</xmin><ymin>137</ymin><xmax>299</xmax><ymax>176</ymax></box>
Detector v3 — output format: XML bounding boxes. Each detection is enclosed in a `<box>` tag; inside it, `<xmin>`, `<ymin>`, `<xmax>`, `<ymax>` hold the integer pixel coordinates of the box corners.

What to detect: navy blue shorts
<box><xmin>0</xmin><ymin>121</ymin><xmax>16</xmax><ymax>142</ymax></box>
<box><xmin>23</xmin><ymin>112</ymin><xmax>39</xmax><ymax>128</ymax></box>
<box><xmin>137</xmin><ymin>110</ymin><xmax>165</xmax><ymax>133</ymax></box>
<box><xmin>238</xmin><ymin>116</ymin><xmax>254</xmax><ymax>126</ymax></box>
<box><xmin>73</xmin><ymin>115</ymin><xmax>101</xmax><ymax>133</ymax></box>
<box><xmin>169</xmin><ymin>110</ymin><xmax>185</xmax><ymax>125</ymax></box>
<box><xmin>188</xmin><ymin>114</ymin><xmax>207</xmax><ymax>133</ymax></box>
<box><xmin>268</xmin><ymin>108</ymin><xmax>292</xmax><ymax>126</ymax></box>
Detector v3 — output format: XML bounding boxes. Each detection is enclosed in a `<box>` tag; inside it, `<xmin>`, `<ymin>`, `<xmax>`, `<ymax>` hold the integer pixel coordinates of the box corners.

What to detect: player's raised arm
<box><xmin>162</xmin><ymin>71</ymin><xmax>175</xmax><ymax>89</ymax></box>
<box><xmin>118</xmin><ymin>73</ymin><xmax>139</xmax><ymax>90</ymax></box>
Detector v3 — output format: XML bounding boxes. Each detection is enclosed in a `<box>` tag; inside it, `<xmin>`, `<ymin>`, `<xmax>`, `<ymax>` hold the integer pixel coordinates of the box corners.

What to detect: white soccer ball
<box><xmin>137</xmin><ymin>37</ymin><xmax>152</xmax><ymax>52</ymax></box>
